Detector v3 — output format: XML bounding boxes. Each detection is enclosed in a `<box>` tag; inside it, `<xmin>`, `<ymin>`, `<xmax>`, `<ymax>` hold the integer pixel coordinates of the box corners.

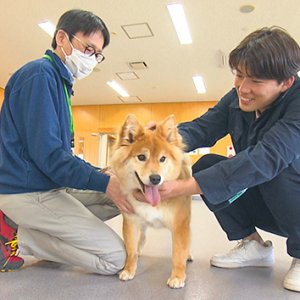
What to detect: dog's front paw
<box><xmin>187</xmin><ymin>254</ymin><xmax>193</xmax><ymax>262</ymax></box>
<box><xmin>119</xmin><ymin>269</ymin><xmax>135</xmax><ymax>281</ymax></box>
<box><xmin>167</xmin><ymin>276</ymin><xmax>186</xmax><ymax>289</ymax></box>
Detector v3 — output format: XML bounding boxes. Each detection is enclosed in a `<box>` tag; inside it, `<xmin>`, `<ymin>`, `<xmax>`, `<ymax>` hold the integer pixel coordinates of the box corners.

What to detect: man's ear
<box><xmin>55</xmin><ymin>29</ymin><xmax>68</xmax><ymax>47</ymax></box>
<box><xmin>281</xmin><ymin>76</ymin><xmax>295</xmax><ymax>92</ymax></box>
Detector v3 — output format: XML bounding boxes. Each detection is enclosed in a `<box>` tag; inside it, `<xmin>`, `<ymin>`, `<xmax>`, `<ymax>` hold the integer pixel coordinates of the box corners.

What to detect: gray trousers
<box><xmin>0</xmin><ymin>188</ymin><xmax>126</xmax><ymax>275</ymax></box>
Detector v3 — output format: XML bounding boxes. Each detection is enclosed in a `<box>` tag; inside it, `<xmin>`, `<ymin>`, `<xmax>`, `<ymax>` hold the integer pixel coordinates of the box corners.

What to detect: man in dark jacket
<box><xmin>137</xmin><ymin>27</ymin><xmax>300</xmax><ymax>292</ymax></box>
<box><xmin>0</xmin><ymin>9</ymin><xmax>133</xmax><ymax>274</ymax></box>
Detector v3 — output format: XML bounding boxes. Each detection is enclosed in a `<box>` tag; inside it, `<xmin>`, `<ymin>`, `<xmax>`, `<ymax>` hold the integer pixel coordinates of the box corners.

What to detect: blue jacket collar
<box><xmin>44</xmin><ymin>49</ymin><xmax>74</xmax><ymax>85</ymax></box>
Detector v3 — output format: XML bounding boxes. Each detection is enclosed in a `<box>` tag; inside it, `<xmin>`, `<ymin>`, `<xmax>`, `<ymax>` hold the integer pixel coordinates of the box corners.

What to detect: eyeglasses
<box><xmin>72</xmin><ymin>34</ymin><xmax>105</xmax><ymax>64</ymax></box>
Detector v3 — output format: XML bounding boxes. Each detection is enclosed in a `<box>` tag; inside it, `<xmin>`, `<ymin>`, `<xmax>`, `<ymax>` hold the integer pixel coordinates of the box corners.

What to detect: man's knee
<box><xmin>97</xmin><ymin>248</ymin><xmax>126</xmax><ymax>275</ymax></box>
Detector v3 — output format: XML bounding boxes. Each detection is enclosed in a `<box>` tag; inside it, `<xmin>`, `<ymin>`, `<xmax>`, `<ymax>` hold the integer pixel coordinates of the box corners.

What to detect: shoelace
<box><xmin>4</xmin><ymin>235</ymin><xmax>19</xmax><ymax>257</ymax></box>
<box><xmin>231</xmin><ymin>240</ymin><xmax>246</xmax><ymax>251</ymax></box>
<box><xmin>2</xmin><ymin>235</ymin><xmax>20</xmax><ymax>269</ymax></box>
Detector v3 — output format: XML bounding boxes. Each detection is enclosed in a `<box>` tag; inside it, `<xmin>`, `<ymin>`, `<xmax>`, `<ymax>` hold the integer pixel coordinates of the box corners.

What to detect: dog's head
<box><xmin>110</xmin><ymin>114</ymin><xmax>190</xmax><ymax>206</ymax></box>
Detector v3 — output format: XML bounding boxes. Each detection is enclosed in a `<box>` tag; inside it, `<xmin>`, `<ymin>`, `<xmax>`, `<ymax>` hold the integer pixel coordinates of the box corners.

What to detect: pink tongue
<box><xmin>144</xmin><ymin>185</ymin><xmax>161</xmax><ymax>206</ymax></box>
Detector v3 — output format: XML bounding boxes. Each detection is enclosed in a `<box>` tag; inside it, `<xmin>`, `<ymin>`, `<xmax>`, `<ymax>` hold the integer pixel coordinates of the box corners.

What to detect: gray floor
<box><xmin>1</xmin><ymin>200</ymin><xmax>299</xmax><ymax>300</ymax></box>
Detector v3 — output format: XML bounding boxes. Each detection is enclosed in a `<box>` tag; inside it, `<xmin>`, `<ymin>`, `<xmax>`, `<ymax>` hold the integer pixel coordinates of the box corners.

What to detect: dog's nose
<box><xmin>149</xmin><ymin>174</ymin><xmax>161</xmax><ymax>185</ymax></box>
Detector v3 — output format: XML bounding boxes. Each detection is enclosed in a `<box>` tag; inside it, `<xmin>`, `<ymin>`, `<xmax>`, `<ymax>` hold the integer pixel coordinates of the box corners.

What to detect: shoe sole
<box><xmin>0</xmin><ymin>268</ymin><xmax>20</xmax><ymax>273</ymax></box>
<box><xmin>283</xmin><ymin>282</ymin><xmax>300</xmax><ymax>293</ymax></box>
<box><xmin>210</xmin><ymin>259</ymin><xmax>274</xmax><ymax>269</ymax></box>
<box><xmin>0</xmin><ymin>262</ymin><xmax>24</xmax><ymax>272</ymax></box>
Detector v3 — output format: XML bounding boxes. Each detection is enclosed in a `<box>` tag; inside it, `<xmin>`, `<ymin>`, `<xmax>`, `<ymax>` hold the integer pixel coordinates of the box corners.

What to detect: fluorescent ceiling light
<box><xmin>38</xmin><ymin>21</ymin><xmax>55</xmax><ymax>37</ymax></box>
<box><xmin>107</xmin><ymin>80</ymin><xmax>129</xmax><ymax>97</ymax></box>
<box><xmin>193</xmin><ymin>76</ymin><xmax>206</xmax><ymax>94</ymax></box>
<box><xmin>167</xmin><ymin>3</ymin><xmax>192</xmax><ymax>44</ymax></box>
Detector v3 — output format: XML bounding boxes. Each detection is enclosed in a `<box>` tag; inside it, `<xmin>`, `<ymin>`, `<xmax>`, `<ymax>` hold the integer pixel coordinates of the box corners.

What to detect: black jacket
<box><xmin>179</xmin><ymin>80</ymin><xmax>300</xmax><ymax>209</ymax></box>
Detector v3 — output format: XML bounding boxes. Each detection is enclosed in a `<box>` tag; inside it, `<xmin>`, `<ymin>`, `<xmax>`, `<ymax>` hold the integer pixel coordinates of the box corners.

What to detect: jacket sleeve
<box><xmin>178</xmin><ymin>89</ymin><xmax>235</xmax><ymax>152</ymax></box>
<box><xmin>195</xmin><ymin>92</ymin><xmax>300</xmax><ymax>207</ymax></box>
<box><xmin>10</xmin><ymin>69</ymin><xmax>110</xmax><ymax>192</ymax></box>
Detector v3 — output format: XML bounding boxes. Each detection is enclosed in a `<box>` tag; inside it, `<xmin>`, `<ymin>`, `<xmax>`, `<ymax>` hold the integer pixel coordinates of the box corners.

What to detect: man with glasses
<box><xmin>0</xmin><ymin>9</ymin><xmax>132</xmax><ymax>274</ymax></box>
<box><xmin>71</xmin><ymin>34</ymin><xmax>105</xmax><ymax>64</ymax></box>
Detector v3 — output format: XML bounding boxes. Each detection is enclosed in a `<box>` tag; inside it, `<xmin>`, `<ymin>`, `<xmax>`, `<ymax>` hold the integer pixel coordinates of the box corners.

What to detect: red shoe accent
<box><xmin>0</xmin><ymin>210</ymin><xmax>16</xmax><ymax>241</ymax></box>
<box><xmin>0</xmin><ymin>210</ymin><xmax>24</xmax><ymax>271</ymax></box>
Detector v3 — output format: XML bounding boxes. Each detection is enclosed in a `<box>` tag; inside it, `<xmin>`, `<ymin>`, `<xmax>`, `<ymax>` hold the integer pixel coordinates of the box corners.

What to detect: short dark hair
<box><xmin>229</xmin><ymin>26</ymin><xmax>300</xmax><ymax>82</ymax></box>
<box><xmin>51</xmin><ymin>9</ymin><xmax>110</xmax><ymax>49</ymax></box>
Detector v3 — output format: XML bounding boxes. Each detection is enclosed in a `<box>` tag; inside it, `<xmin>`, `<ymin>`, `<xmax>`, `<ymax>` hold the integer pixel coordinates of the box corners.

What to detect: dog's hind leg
<box><xmin>119</xmin><ymin>216</ymin><xmax>139</xmax><ymax>281</ymax></box>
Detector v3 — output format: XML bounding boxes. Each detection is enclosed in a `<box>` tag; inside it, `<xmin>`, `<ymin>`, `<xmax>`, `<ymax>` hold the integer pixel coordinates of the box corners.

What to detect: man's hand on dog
<box><xmin>133</xmin><ymin>177</ymin><xmax>202</xmax><ymax>203</ymax></box>
<box><xmin>105</xmin><ymin>174</ymin><xmax>134</xmax><ymax>214</ymax></box>
<box><xmin>133</xmin><ymin>180</ymin><xmax>181</xmax><ymax>202</ymax></box>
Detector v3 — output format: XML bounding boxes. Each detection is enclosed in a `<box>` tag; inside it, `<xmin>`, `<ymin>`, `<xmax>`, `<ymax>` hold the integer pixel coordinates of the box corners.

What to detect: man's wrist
<box><xmin>178</xmin><ymin>177</ymin><xmax>202</xmax><ymax>196</ymax></box>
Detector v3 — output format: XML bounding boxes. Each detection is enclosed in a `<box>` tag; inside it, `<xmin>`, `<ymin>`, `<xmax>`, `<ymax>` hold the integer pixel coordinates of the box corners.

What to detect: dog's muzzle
<box><xmin>134</xmin><ymin>172</ymin><xmax>161</xmax><ymax>206</ymax></box>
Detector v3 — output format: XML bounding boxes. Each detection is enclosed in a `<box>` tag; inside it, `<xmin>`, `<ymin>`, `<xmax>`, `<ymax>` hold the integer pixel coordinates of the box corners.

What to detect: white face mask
<box><xmin>61</xmin><ymin>38</ymin><xmax>98</xmax><ymax>80</ymax></box>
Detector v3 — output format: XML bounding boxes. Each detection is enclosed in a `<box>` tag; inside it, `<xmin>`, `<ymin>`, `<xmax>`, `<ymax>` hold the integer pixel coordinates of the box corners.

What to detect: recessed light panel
<box><xmin>167</xmin><ymin>4</ymin><xmax>192</xmax><ymax>44</ymax></box>
<box><xmin>38</xmin><ymin>21</ymin><xmax>55</xmax><ymax>37</ymax></box>
<box><xmin>107</xmin><ymin>80</ymin><xmax>129</xmax><ymax>97</ymax></box>
<box><xmin>193</xmin><ymin>76</ymin><xmax>206</xmax><ymax>94</ymax></box>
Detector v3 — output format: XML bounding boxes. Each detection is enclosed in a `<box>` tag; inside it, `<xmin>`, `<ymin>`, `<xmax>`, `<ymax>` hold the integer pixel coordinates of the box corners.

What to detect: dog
<box><xmin>109</xmin><ymin>114</ymin><xmax>192</xmax><ymax>288</ymax></box>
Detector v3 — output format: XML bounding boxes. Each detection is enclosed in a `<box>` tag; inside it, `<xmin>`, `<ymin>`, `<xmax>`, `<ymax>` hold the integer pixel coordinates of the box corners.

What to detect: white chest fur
<box><xmin>128</xmin><ymin>196</ymin><xmax>170</xmax><ymax>229</ymax></box>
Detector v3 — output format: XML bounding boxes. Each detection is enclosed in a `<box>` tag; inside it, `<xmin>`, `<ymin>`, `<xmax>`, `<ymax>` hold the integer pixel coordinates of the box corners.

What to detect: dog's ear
<box><xmin>157</xmin><ymin>115</ymin><xmax>181</xmax><ymax>144</ymax></box>
<box><xmin>119</xmin><ymin>114</ymin><xmax>144</xmax><ymax>145</ymax></box>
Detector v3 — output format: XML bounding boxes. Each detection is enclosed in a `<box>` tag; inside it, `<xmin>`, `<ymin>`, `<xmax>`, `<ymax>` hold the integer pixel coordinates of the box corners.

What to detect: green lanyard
<box><xmin>43</xmin><ymin>54</ymin><xmax>74</xmax><ymax>136</ymax></box>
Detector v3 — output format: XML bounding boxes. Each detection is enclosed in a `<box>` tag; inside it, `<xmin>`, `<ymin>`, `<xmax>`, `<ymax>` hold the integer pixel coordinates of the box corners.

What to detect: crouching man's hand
<box><xmin>105</xmin><ymin>174</ymin><xmax>134</xmax><ymax>214</ymax></box>
<box><xmin>133</xmin><ymin>177</ymin><xmax>202</xmax><ymax>202</ymax></box>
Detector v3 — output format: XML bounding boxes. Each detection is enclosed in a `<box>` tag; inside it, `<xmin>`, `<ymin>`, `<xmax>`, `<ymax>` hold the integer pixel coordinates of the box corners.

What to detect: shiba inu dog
<box><xmin>110</xmin><ymin>114</ymin><xmax>192</xmax><ymax>288</ymax></box>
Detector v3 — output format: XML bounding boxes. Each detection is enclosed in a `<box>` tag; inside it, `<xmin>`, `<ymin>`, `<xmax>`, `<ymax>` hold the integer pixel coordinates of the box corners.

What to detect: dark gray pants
<box><xmin>193</xmin><ymin>154</ymin><xmax>300</xmax><ymax>258</ymax></box>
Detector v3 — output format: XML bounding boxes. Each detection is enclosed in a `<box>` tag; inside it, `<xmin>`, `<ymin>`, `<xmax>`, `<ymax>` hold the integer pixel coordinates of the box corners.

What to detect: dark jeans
<box><xmin>193</xmin><ymin>154</ymin><xmax>300</xmax><ymax>258</ymax></box>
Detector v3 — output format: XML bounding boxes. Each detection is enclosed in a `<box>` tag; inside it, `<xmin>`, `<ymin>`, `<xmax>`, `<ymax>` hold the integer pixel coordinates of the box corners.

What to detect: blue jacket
<box><xmin>0</xmin><ymin>50</ymin><xmax>109</xmax><ymax>194</ymax></box>
<box><xmin>179</xmin><ymin>79</ymin><xmax>300</xmax><ymax>208</ymax></box>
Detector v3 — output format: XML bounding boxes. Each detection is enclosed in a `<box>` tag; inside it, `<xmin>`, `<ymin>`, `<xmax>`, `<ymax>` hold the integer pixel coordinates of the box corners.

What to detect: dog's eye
<box><xmin>160</xmin><ymin>156</ymin><xmax>166</xmax><ymax>162</ymax></box>
<box><xmin>137</xmin><ymin>154</ymin><xmax>146</xmax><ymax>161</ymax></box>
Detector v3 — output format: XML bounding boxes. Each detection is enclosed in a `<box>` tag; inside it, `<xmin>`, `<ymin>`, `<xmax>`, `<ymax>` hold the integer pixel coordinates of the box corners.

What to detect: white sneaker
<box><xmin>283</xmin><ymin>258</ymin><xmax>300</xmax><ymax>292</ymax></box>
<box><xmin>210</xmin><ymin>239</ymin><xmax>274</xmax><ymax>268</ymax></box>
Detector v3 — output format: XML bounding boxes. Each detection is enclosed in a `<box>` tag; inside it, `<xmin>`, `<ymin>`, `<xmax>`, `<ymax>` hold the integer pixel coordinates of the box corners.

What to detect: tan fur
<box><xmin>110</xmin><ymin>114</ymin><xmax>192</xmax><ymax>289</ymax></box>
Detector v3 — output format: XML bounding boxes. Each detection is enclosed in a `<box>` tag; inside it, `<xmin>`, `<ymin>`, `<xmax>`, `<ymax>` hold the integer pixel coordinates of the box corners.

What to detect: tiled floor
<box><xmin>1</xmin><ymin>200</ymin><xmax>299</xmax><ymax>300</ymax></box>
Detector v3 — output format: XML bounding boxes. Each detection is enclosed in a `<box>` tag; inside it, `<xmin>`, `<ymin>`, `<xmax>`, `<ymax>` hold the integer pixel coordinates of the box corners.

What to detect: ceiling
<box><xmin>1</xmin><ymin>0</ymin><xmax>300</xmax><ymax>106</ymax></box>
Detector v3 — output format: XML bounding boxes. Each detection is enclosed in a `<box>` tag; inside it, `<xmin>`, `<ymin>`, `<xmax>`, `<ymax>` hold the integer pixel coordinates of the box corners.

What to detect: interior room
<box><xmin>1</xmin><ymin>1</ymin><xmax>300</xmax><ymax>299</ymax></box>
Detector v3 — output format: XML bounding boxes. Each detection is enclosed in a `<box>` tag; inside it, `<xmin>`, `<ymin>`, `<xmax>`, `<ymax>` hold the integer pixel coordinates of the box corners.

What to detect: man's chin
<box><xmin>239</xmin><ymin>102</ymin><xmax>255</xmax><ymax>112</ymax></box>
